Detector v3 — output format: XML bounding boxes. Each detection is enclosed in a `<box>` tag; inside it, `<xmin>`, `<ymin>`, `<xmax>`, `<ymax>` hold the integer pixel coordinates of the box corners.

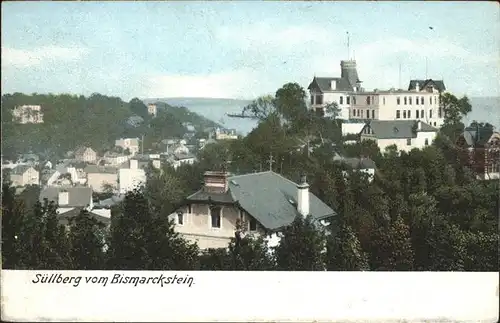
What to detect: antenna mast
<box><xmin>347</xmin><ymin>31</ymin><xmax>350</xmax><ymax>60</ymax></box>
<box><xmin>399</xmin><ymin>61</ymin><xmax>402</xmax><ymax>89</ymax></box>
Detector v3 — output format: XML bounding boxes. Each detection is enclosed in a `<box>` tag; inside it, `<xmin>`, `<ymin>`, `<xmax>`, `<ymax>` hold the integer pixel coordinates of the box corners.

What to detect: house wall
<box><xmin>76</xmin><ymin>149</ymin><xmax>97</xmax><ymax>163</ymax></box>
<box><xmin>174</xmin><ymin>203</ymin><xmax>265</xmax><ymax>249</ymax></box>
<box><xmin>12</xmin><ymin>105</ymin><xmax>44</xmax><ymax>124</ymax></box>
<box><xmin>87</xmin><ymin>173</ymin><xmax>118</xmax><ymax>192</ymax></box>
<box><xmin>118</xmin><ymin>168</ymin><xmax>146</xmax><ymax>194</ymax></box>
<box><xmin>104</xmin><ymin>155</ymin><xmax>130</xmax><ymax>165</ymax></box>
<box><xmin>310</xmin><ymin>91</ymin><xmax>350</xmax><ymax>120</ymax></box>
<box><xmin>115</xmin><ymin>139</ymin><xmax>139</xmax><ymax>155</ymax></box>
<box><xmin>351</xmin><ymin>92</ymin><xmax>443</xmax><ymax>127</ymax></box>
<box><xmin>362</xmin><ymin>131</ymin><xmax>437</xmax><ymax>153</ymax></box>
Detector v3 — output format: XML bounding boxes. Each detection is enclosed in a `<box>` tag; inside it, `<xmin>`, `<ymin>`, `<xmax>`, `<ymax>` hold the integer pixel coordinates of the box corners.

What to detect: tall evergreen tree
<box><xmin>68</xmin><ymin>210</ymin><xmax>106</xmax><ymax>269</ymax></box>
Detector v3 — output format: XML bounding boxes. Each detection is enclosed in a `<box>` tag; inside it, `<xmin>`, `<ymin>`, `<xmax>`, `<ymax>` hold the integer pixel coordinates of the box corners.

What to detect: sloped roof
<box><xmin>307</xmin><ymin>77</ymin><xmax>353</xmax><ymax>92</ymax></box>
<box><xmin>186</xmin><ymin>171</ymin><xmax>336</xmax><ymax>231</ymax></box>
<box><xmin>408</xmin><ymin>79</ymin><xmax>446</xmax><ymax>92</ymax></box>
<box><xmin>11</xmin><ymin>165</ymin><xmax>36</xmax><ymax>175</ymax></box>
<box><xmin>41</xmin><ymin>169</ymin><xmax>59</xmax><ymax>182</ymax></box>
<box><xmin>84</xmin><ymin>165</ymin><xmax>118</xmax><ymax>174</ymax></box>
<box><xmin>362</xmin><ymin>120</ymin><xmax>438</xmax><ymax>139</ymax></box>
<box><xmin>55</xmin><ymin>207</ymin><xmax>111</xmax><ymax>226</ymax></box>
<box><xmin>336</xmin><ymin>157</ymin><xmax>376</xmax><ymax>169</ymax></box>
<box><xmin>39</xmin><ymin>186</ymin><xmax>93</xmax><ymax>208</ymax></box>
<box><xmin>460</xmin><ymin>127</ymin><xmax>497</xmax><ymax>146</ymax></box>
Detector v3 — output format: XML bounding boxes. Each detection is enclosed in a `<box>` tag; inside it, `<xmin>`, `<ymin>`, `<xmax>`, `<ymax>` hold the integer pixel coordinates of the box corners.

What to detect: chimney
<box><xmin>297</xmin><ymin>174</ymin><xmax>310</xmax><ymax>217</ymax></box>
<box><xmin>203</xmin><ymin>171</ymin><xmax>229</xmax><ymax>193</ymax></box>
<box><xmin>130</xmin><ymin>159</ymin><xmax>138</xmax><ymax>169</ymax></box>
<box><xmin>330</xmin><ymin>80</ymin><xmax>337</xmax><ymax>90</ymax></box>
<box><xmin>417</xmin><ymin>120</ymin><xmax>422</xmax><ymax>131</ymax></box>
<box><xmin>58</xmin><ymin>190</ymin><xmax>69</xmax><ymax>206</ymax></box>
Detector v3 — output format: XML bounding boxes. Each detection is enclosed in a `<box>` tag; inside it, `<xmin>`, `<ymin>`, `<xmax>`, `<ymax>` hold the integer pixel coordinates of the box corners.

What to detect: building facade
<box><xmin>10</xmin><ymin>165</ymin><xmax>40</xmax><ymax>187</ymax></box>
<box><xmin>115</xmin><ymin>138</ymin><xmax>140</xmax><ymax>155</ymax></box>
<box><xmin>12</xmin><ymin>105</ymin><xmax>44</xmax><ymax>124</ymax></box>
<box><xmin>147</xmin><ymin>104</ymin><xmax>157</xmax><ymax>117</ymax></box>
<box><xmin>360</xmin><ymin>120</ymin><xmax>438</xmax><ymax>153</ymax></box>
<box><xmin>349</xmin><ymin>83</ymin><xmax>444</xmax><ymax>128</ymax></box>
<box><xmin>118</xmin><ymin>159</ymin><xmax>147</xmax><ymax>194</ymax></box>
<box><xmin>84</xmin><ymin>165</ymin><xmax>118</xmax><ymax>193</ymax></box>
<box><xmin>308</xmin><ymin>60</ymin><xmax>363</xmax><ymax>120</ymax></box>
<box><xmin>74</xmin><ymin>147</ymin><xmax>97</xmax><ymax>163</ymax></box>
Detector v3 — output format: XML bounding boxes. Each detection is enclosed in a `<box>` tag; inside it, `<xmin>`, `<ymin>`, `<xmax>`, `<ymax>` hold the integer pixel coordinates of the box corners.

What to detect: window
<box><xmin>403</xmin><ymin>110</ymin><xmax>407</xmax><ymax>118</ymax></box>
<box><xmin>397</xmin><ymin>97</ymin><xmax>400</xmax><ymax>105</ymax></box>
<box><xmin>339</xmin><ymin>96</ymin><xmax>343</xmax><ymax>105</ymax></box>
<box><xmin>361</xmin><ymin>109</ymin><xmax>364</xmax><ymax>118</ymax></box>
<box><xmin>421</xmin><ymin>96</ymin><xmax>424</xmax><ymax>104</ymax></box>
<box><xmin>396</xmin><ymin>110</ymin><xmax>401</xmax><ymax>119</ymax></box>
<box><xmin>316</xmin><ymin>95</ymin><xmax>323</xmax><ymax>105</ymax></box>
<box><xmin>404</xmin><ymin>97</ymin><xmax>407</xmax><ymax>105</ymax></box>
<box><xmin>416</xmin><ymin>97</ymin><xmax>419</xmax><ymax>105</ymax></box>
<box><xmin>429</xmin><ymin>109</ymin><xmax>433</xmax><ymax>118</ymax></box>
<box><xmin>249</xmin><ymin>218</ymin><xmax>257</xmax><ymax>231</ymax></box>
<box><xmin>210</xmin><ymin>206</ymin><xmax>222</xmax><ymax>228</ymax></box>
<box><xmin>434</xmin><ymin>122</ymin><xmax>437</xmax><ymax>126</ymax></box>
<box><xmin>407</xmin><ymin>110</ymin><xmax>411</xmax><ymax>118</ymax></box>
<box><xmin>406</xmin><ymin>138</ymin><xmax>412</xmax><ymax>146</ymax></box>
<box><xmin>383</xmin><ymin>97</ymin><xmax>386</xmax><ymax>105</ymax></box>
<box><xmin>347</xmin><ymin>96</ymin><xmax>350</xmax><ymax>105</ymax></box>
<box><xmin>421</xmin><ymin>109</ymin><xmax>424</xmax><ymax>118</ymax></box>
<box><xmin>310</xmin><ymin>96</ymin><xmax>314</xmax><ymax>105</ymax></box>
<box><xmin>425</xmin><ymin>139</ymin><xmax>429</xmax><ymax>146</ymax></box>
<box><xmin>372</xmin><ymin>110</ymin><xmax>375</xmax><ymax>119</ymax></box>
<box><xmin>416</xmin><ymin>110</ymin><xmax>420</xmax><ymax>118</ymax></box>
<box><xmin>409</xmin><ymin>97</ymin><xmax>412</xmax><ymax>105</ymax></box>
<box><xmin>353</xmin><ymin>97</ymin><xmax>357</xmax><ymax>105</ymax></box>
<box><xmin>177</xmin><ymin>213</ymin><xmax>184</xmax><ymax>225</ymax></box>
<box><xmin>188</xmin><ymin>204</ymin><xmax>192</xmax><ymax>213</ymax></box>
<box><xmin>366</xmin><ymin>96</ymin><xmax>371</xmax><ymax>105</ymax></box>
<box><xmin>429</xmin><ymin>97</ymin><xmax>432</xmax><ymax>105</ymax></box>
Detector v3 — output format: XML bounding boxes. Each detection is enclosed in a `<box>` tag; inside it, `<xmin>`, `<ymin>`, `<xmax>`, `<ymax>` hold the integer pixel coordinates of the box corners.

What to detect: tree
<box><xmin>326</xmin><ymin>221</ymin><xmax>370</xmax><ymax>271</ymax></box>
<box><xmin>275</xmin><ymin>215</ymin><xmax>326</xmax><ymax>270</ymax></box>
<box><xmin>439</xmin><ymin>92</ymin><xmax>471</xmax><ymax>141</ymax></box>
<box><xmin>241</xmin><ymin>95</ymin><xmax>276</xmax><ymax>121</ymax></box>
<box><xmin>68</xmin><ymin>210</ymin><xmax>106</xmax><ymax>269</ymax></box>
<box><xmin>274</xmin><ymin>83</ymin><xmax>308</xmax><ymax>123</ymax></box>
<box><xmin>106</xmin><ymin>189</ymin><xmax>199</xmax><ymax>270</ymax></box>
<box><xmin>1</xmin><ymin>184</ymin><xmax>24</xmax><ymax>268</ymax></box>
<box><xmin>368</xmin><ymin>216</ymin><xmax>414</xmax><ymax>270</ymax></box>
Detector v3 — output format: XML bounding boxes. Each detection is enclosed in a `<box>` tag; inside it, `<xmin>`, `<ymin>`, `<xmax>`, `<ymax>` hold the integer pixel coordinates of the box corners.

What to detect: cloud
<box><xmin>216</xmin><ymin>23</ymin><xmax>338</xmax><ymax>51</ymax></box>
<box><xmin>141</xmin><ymin>68</ymin><xmax>266</xmax><ymax>99</ymax></box>
<box><xmin>1</xmin><ymin>46</ymin><xmax>89</xmax><ymax>68</ymax></box>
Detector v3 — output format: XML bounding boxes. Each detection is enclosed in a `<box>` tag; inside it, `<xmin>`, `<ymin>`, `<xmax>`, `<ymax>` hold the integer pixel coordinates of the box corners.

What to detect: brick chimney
<box><xmin>203</xmin><ymin>171</ymin><xmax>229</xmax><ymax>193</ymax></box>
<box><xmin>297</xmin><ymin>174</ymin><xmax>310</xmax><ymax>217</ymax></box>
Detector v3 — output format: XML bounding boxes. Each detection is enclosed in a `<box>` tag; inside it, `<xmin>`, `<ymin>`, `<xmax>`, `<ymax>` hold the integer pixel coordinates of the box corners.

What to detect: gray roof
<box><xmin>361</xmin><ymin>120</ymin><xmax>438</xmax><ymax>139</ymax></box>
<box><xmin>41</xmin><ymin>169</ymin><xmax>58</xmax><ymax>182</ymax></box>
<box><xmin>39</xmin><ymin>186</ymin><xmax>93</xmax><ymax>208</ymax></box>
<box><xmin>459</xmin><ymin>127</ymin><xmax>496</xmax><ymax>146</ymax></box>
<box><xmin>84</xmin><ymin>165</ymin><xmax>118</xmax><ymax>174</ymax></box>
<box><xmin>186</xmin><ymin>171</ymin><xmax>336</xmax><ymax>231</ymax></box>
<box><xmin>56</xmin><ymin>208</ymin><xmax>111</xmax><ymax>226</ymax></box>
<box><xmin>173</xmin><ymin>152</ymin><xmax>196</xmax><ymax>160</ymax></box>
<box><xmin>408</xmin><ymin>79</ymin><xmax>446</xmax><ymax>92</ymax></box>
<box><xmin>98</xmin><ymin>194</ymin><xmax>125</xmax><ymax>207</ymax></box>
<box><xmin>11</xmin><ymin>165</ymin><xmax>36</xmax><ymax>175</ymax></box>
<box><xmin>308</xmin><ymin>77</ymin><xmax>353</xmax><ymax>92</ymax></box>
<box><xmin>336</xmin><ymin>157</ymin><xmax>376</xmax><ymax>169</ymax></box>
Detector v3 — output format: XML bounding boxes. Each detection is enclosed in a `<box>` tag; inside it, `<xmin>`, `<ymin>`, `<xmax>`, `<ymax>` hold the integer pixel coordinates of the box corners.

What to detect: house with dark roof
<box><xmin>408</xmin><ymin>79</ymin><xmax>446</xmax><ymax>93</ymax></box>
<box><xmin>333</xmin><ymin>154</ymin><xmax>376</xmax><ymax>182</ymax></box>
<box><xmin>360</xmin><ymin>120</ymin><xmax>438</xmax><ymax>153</ymax></box>
<box><xmin>307</xmin><ymin>60</ymin><xmax>363</xmax><ymax>119</ymax></box>
<box><xmin>40</xmin><ymin>169</ymin><xmax>61</xmax><ymax>187</ymax></box>
<box><xmin>456</xmin><ymin>126</ymin><xmax>500</xmax><ymax>180</ymax></box>
<box><xmin>39</xmin><ymin>186</ymin><xmax>110</xmax><ymax>226</ymax></box>
<box><xmin>170</xmin><ymin>171</ymin><xmax>336</xmax><ymax>249</ymax></box>
<box><xmin>9</xmin><ymin>165</ymin><xmax>39</xmax><ymax>187</ymax></box>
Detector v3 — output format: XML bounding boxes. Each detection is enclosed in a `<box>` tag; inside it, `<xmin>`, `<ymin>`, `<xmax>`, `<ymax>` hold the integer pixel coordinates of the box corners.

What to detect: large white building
<box><xmin>308</xmin><ymin>60</ymin><xmax>363</xmax><ymax>120</ymax></box>
<box><xmin>12</xmin><ymin>105</ymin><xmax>44</xmax><ymax>124</ymax></box>
<box><xmin>349</xmin><ymin>80</ymin><xmax>445</xmax><ymax>128</ymax></box>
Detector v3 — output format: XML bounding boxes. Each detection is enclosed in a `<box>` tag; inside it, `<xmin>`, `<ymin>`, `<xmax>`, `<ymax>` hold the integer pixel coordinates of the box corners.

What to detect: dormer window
<box><xmin>210</xmin><ymin>206</ymin><xmax>222</xmax><ymax>228</ymax></box>
<box><xmin>397</xmin><ymin>97</ymin><xmax>401</xmax><ymax>105</ymax></box>
<box><xmin>366</xmin><ymin>96</ymin><xmax>371</xmax><ymax>105</ymax></box>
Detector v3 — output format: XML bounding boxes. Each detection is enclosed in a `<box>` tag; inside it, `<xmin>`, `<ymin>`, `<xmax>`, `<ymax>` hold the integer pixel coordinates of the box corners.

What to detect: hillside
<box><xmin>144</xmin><ymin>97</ymin><xmax>256</xmax><ymax>135</ymax></box>
<box><xmin>1</xmin><ymin>94</ymin><xmax>224</xmax><ymax>160</ymax></box>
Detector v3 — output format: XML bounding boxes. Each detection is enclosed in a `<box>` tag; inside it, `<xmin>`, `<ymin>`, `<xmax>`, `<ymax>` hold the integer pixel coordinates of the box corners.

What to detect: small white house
<box><xmin>360</xmin><ymin>120</ymin><xmax>438</xmax><ymax>153</ymax></box>
<box><xmin>118</xmin><ymin>159</ymin><xmax>147</xmax><ymax>194</ymax></box>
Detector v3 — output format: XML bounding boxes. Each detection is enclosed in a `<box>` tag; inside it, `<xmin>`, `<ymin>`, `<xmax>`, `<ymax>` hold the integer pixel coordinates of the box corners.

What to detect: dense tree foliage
<box><xmin>2</xmin><ymin>84</ymin><xmax>497</xmax><ymax>271</ymax></box>
<box><xmin>1</xmin><ymin>93</ymin><xmax>221</xmax><ymax>160</ymax></box>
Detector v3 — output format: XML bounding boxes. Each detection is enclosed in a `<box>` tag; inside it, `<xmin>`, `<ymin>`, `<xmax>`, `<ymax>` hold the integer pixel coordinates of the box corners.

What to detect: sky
<box><xmin>2</xmin><ymin>1</ymin><xmax>499</xmax><ymax>101</ymax></box>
